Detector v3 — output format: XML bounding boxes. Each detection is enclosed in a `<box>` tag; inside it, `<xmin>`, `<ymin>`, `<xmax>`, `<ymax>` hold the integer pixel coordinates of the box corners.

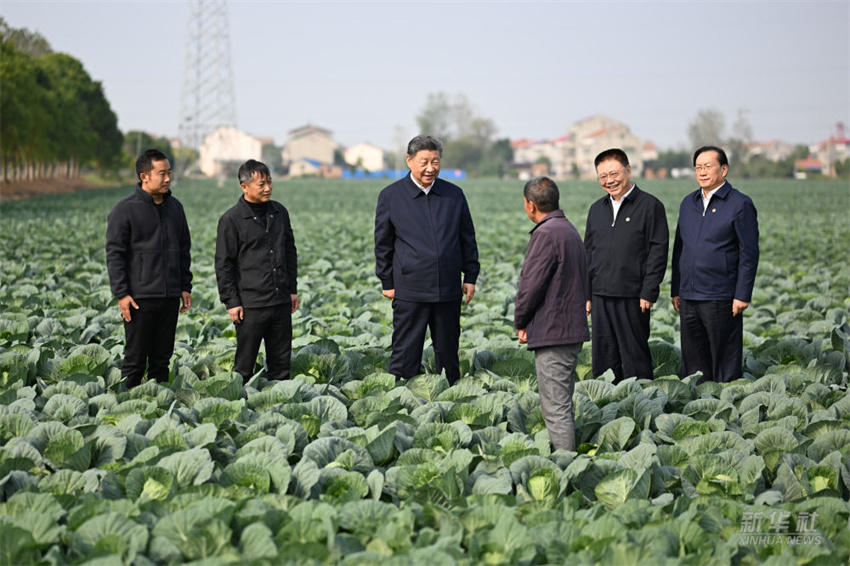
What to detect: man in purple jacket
<box><xmin>515</xmin><ymin>177</ymin><xmax>590</xmax><ymax>451</ymax></box>
<box><xmin>671</xmin><ymin>146</ymin><xmax>759</xmax><ymax>383</ymax></box>
<box><xmin>375</xmin><ymin>135</ymin><xmax>479</xmax><ymax>384</ymax></box>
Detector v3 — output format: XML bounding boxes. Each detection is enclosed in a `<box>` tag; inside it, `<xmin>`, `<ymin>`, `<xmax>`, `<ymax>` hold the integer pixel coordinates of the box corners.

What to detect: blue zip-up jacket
<box><xmin>374</xmin><ymin>174</ymin><xmax>479</xmax><ymax>302</ymax></box>
<box><xmin>671</xmin><ymin>181</ymin><xmax>759</xmax><ymax>301</ymax></box>
<box><xmin>105</xmin><ymin>183</ymin><xmax>192</xmax><ymax>300</ymax></box>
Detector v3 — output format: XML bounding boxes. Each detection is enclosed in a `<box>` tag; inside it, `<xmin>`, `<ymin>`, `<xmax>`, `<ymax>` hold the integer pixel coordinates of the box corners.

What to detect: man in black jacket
<box><xmin>215</xmin><ymin>160</ymin><xmax>298</xmax><ymax>383</ymax></box>
<box><xmin>106</xmin><ymin>149</ymin><xmax>192</xmax><ymax>388</ymax></box>
<box><xmin>584</xmin><ymin>148</ymin><xmax>668</xmax><ymax>383</ymax></box>
<box><xmin>374</xmin><ymin>135</ymin><xmax>479</xmax><ymax>384</ymax></box>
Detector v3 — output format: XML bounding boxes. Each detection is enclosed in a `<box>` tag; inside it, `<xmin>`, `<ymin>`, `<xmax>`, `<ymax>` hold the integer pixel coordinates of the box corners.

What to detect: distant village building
<box><xmin>283</xmin><ymin>124</ymin><xmax>336</xmax><ymax>171</ymax></box>
<box><xmin>568</xmin><ymin>115</ymin><xmax>652</xmax><ymax>179</ymax></box>
<box><xmin>808</xmin><ymin>123</ymin><xmax>849</xmax><ymax>177</ymax></box>
<box><xmin>746</xmin><ymin>139</ymin><xmax>795</xmax><ymax>162</ymax></box>
<box><xmin>511</xmin><ymin>136</ymin><xmax>571</xmax><ymax>178</ymax></box>
<box><xmin>344</xmin><ymin>143</ymin><xmax>385</xmax><ymax>172</ymax></box>
<box><xmin>199</xmin><ymin>126</ymin><xmax>262</xmax><ymax>177</ymax></box>
<box><xmin>288</xmin><ymin>158</ymin><xmax>342</xmax><ymax>179</ymax></box>
<box><xmin>511</xmin><ymin>115</ymin><xmax>655</xmax><ymax>179</ymax></box>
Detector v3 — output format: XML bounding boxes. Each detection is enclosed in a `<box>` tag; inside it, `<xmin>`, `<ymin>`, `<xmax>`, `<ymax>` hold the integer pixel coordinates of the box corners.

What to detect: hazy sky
<box><xmin>3</xmin><ymin>0</ymin><xmax>848</xmax><ymax>151</ymax></box>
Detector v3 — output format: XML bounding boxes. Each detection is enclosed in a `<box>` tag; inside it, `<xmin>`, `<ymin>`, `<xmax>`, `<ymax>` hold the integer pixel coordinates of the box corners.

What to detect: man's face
<box><xmin>140</xmin><ymin>159</ymin><xmax>171</xmax><ymax>197</ymax></box>
<box><xmin>406</xmin><ymin>149</ymin><xmax>441</xmax><ymax>188</ymax></box>
<box><xmin>241</xmin><ymin>172</ymin><xmax>273</xmax><ymax>203</ymax></box>
<box><xmin>596</xmin><ymin>159</ymin><xmax>631</xmax><ymax>201</ymax></box>
<box><xmin>694</xmin><ymin>150</ymin><xmax>728</xmax><ymax>192</ymax></box>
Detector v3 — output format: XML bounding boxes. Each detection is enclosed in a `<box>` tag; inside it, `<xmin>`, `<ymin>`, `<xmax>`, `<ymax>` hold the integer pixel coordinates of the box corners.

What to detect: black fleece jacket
<box><xmin>215</xmin><ymin>196</ymin><xmax>298</xmax><ymax>309</ymax></box>
<box><xmin>105</xmin><ymin>184</ymin><xmax>192</xmax><ymax>300</ymax></box>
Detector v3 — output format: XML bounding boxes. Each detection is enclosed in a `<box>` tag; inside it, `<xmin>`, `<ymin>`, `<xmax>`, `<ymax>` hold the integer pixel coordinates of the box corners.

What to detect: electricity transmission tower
<box><xmin>177</xmin><ymin>0</ymin><xmax>237</xmax><ymax>155</ymax></box>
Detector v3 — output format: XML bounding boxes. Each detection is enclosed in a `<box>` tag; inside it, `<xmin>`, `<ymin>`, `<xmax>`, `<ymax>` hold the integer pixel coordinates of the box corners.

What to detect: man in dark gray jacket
<box><xmin>106</xmin><ymin>149</ymin><xmax>192</xmax><ymax>388</ymax></box>
<box><xmin>215</xmin><ymin>160</ymin><xmax>298</xmax><ymax>383</ymax></box>
<box><xmin>515</xmin><ymin>177</ymin><xmax>589</xmax><ymax>451</ymax></box>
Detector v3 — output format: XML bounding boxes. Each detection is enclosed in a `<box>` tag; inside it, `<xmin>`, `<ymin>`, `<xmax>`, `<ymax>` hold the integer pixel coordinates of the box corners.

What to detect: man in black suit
<box><xmin>374</xmin><ymin>135</ymin><xmax>479</xmax><ymax>384</ymax></box>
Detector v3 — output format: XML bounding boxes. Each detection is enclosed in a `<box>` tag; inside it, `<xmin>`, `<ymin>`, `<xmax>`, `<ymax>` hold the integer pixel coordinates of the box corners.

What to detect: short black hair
<box><xmin>523</xmin><ymin>176</ymin><xmax>560</xmax><ymax>213</ymax></box>
<box><xmin>407</xmin><ymin>134</ymin><xmax>443</xmax><ymax>157</ymax></box>
<box><xmin>693</xmin><ymin>145</ymin><xmax>729</xmax><ymax>167</ymax></box>
<box><xmin>238</xmin><ymin>159</ymin><xmax>271</xmax><ymax>185</ymax></box>
<box><xmin>594</xmin><ymin>148</ymin><xmax>629</xmax><ymax>169</ymax></box>
<box><xmin>135</xmin><ymin>149</ymin><xmax>169</xmax><ymax>181</ymax></box>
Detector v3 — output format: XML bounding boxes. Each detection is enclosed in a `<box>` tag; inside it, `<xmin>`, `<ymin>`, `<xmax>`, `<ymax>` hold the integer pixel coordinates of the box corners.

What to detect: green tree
<box><xmin>687</xmin><ymin>108</ymin><xmax>725</xmax><ymax>149</ymax></box>
<box><xmin>123</xmin><ymin>131</ymin><xmax>174</xmax><ymax>169</ymax></box>
<box><xmin>0</xmin><ymin>16</ymin><xmax>52</xmax><ymax>57</ymax></box>
<box><xmin>415</xmin><ymin>92</ymin><xmax>505</xmax><ymax>177</ymax></box>
<box><xmin>1</xmin><ymin>21</ymin><xmax>122</xmax><ymax>181</ymax></box>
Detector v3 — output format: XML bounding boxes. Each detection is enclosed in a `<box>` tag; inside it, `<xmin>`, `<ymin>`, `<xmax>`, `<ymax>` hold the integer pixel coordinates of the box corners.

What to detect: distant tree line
<box><xmin>416</xmin><ymin>92</ymin><xmax>513</xmax><ymax>177</ymax></box>
<box><xmin>0</xmin><ymin>18</ymin><xmax>123</xmax><ymax>182</ymax></box>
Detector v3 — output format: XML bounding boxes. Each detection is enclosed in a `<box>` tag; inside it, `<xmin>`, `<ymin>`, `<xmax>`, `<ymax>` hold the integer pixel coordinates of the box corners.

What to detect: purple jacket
<box><xmin>515</xmin><ymin>210</ymin><xmax>590</xmax><ymax>349</ymax></box>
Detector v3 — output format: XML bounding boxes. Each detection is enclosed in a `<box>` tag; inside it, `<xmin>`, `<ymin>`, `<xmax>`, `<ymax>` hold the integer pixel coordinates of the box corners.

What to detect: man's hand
<box><xmin>180</xmin><ymin>291</ymin><xmax>192</xmax><ymax>313</ymax></box>
<box><xmin>382</xmin><ymin>289</ymin><xmax>395</xmax><ymax>300</ymax></box>
<box><xmin>732</xmin><ymin>299</ymin><xmax>749</xmax><ymax>317</ymax></box>
<box><xmin>517</xmin><ymin>328</ymin><xmax>528</xmax><ymax>344</ymax></box>
<box><xmin>228</xmin><ymin>305</ymin><xmax>244</xmax><ymax>324</ymax></box>
<box><xmin>463</xmin><ymin>283</ymin><xmax>475</xmax><ymax>305</ymax></box>
<box><xmin>586</xmin><ymin>300</ymin><xmax>591</xmax><ymax>316</ymax></box>
<box><xmin>291</xmin><ymin>294</ymin><xmax>300</xmax><ymax>313</ymax></box>
<box><xmin>640</xmin><ymin>299</ymin><xmax>653</xmax><ymax>313</ymax></box>
<box><xmin>672</xmin><ymin>296</ymin><xmax>680</xmax><ymax>313</ymax></box>
<box><xmin>118</xmin><ymin>295</ymin><xmax>139</xmax><ymax>322</ymax></box>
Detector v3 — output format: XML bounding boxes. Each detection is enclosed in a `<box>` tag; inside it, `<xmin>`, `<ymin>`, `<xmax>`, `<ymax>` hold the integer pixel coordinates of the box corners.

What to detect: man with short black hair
<box><xmin>106</xmin><ymin>149</ymin><xmax>192</xmax><ymax>388</ymax></box>
<box><xmin>215</xmin><ymin>159</ymin><xmax>298</xmax><ymax>383</ymax></box>
<box><xmin>515</xmin><ymin>176</ymin><xmax>589</xmax><ymax>451</ymax></box>
<box><xmin>374</xmin><ymin>134</ymin><xmax>479</xmax><ymax>384</ymax></box>
<box><xmin>671</xmin><ymin>145</ymin><xmax>759</xmax><ymax>383</ymax></box>
<box><xmin>585</xmin><ymin>148</ymin><xmax>668</xmax><ymax>383</ymax></box>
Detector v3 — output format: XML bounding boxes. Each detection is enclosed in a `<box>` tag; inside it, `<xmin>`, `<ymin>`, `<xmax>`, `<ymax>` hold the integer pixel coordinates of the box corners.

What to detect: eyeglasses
<box><xmin>597</xmin><ymin>169</ymin><xmax>625</xmax><ymax>182</ymax></box>
<box><xmin>694</xmin><ymin>164</ymin><xmax>718</xmax><ymax>172</ymax></box>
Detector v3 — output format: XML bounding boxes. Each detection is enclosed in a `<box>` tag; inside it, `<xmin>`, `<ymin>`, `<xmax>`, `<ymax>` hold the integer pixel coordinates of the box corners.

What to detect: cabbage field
<box><xmin>1</xmin><ymin>177</ymin><xmax>848</xmax><ymax>565</ymax></box>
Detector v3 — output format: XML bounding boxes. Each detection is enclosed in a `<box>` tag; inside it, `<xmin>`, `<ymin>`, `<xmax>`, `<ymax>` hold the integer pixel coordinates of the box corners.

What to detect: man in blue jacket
<box><xmin>215</xmin><ymin>160</ymin><xmax>298</xmax><ymax>383</ymax></box>
<box><xmin>374</xmin><ymin>135</ymin><xmax>479</xmax><ymax>384</ymax></box>
<box><xmin>515</xmin><ymin>177</ymin><xmax>589</xmax><ymax>451</ymax></box>
<box><xmin>106</xmin><ymin>149</ymin><xmax>192</xmax><ymax>388</ymax></box>
<box><xmin>671</xmin><ymin>146</ymin><xmax>759</xmax><ymax>383</ymax></box>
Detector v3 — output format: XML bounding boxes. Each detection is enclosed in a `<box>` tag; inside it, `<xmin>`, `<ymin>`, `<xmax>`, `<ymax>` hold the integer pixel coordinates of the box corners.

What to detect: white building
<box><xmin>344</xmin><ymin>143</ymin><xmax>385</xmax><ymax>172</ymax></box>
<box><xmin>199</xmin><ymin>126</ymin><xmax>262</xmax><ymax>177</ymax></box>
<box><xmin>283</xmin><ymin>124</ymin><xmax>336</xmax><ymax>166</ymax></box>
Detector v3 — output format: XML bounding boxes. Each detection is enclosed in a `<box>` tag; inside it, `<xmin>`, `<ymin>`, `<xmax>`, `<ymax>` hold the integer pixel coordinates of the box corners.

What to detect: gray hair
<box><xmin>407</xmin><ymin>134</ymin><xmax>443</xmax><ymax>157</ymax></box>
<box><xmin>523</xmin><ymin>176</ymin><xmax>560</xmax><ymax>213</ymax></box>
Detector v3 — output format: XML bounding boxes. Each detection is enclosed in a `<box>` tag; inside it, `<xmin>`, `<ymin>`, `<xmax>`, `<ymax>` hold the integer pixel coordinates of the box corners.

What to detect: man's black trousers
<box><xmin>122</xmin><ymin>297</ymin><xmax>180</xmax><ymax>388</ymax></box>
<box><xmin>390</xmin><ymin>299</ymin><xmax>461</xmax><ymax>384</ymax></box>
<box><xmin>679</xmin><ymin>298</ymin><xmax>743</xmax><ymax>383</ymax></box>
<box><xmin>590</xmin><ymin>295</ymin><xmax>653</xmax><ymax>383</ymax></box>
<box><xmin>234</xmin><ymin>304</ymin><xmax>292</xmax><ymax>382</ymax></box>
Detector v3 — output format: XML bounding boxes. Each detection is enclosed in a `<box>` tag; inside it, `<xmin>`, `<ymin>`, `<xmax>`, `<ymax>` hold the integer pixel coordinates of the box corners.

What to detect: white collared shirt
<box><xmin>610</xmin><ymin>183</ymin><xmax>636</xmax><ymax>224</ymax></box>
<box><xmin>410</xmin><ymin>172</ymin><xmax>433</xmax><ymax>195</ymax></box>
<box><xmin>701</xmin><ymin>181</ymin><xmax>726</xmax><ymax>215</ymax></box>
